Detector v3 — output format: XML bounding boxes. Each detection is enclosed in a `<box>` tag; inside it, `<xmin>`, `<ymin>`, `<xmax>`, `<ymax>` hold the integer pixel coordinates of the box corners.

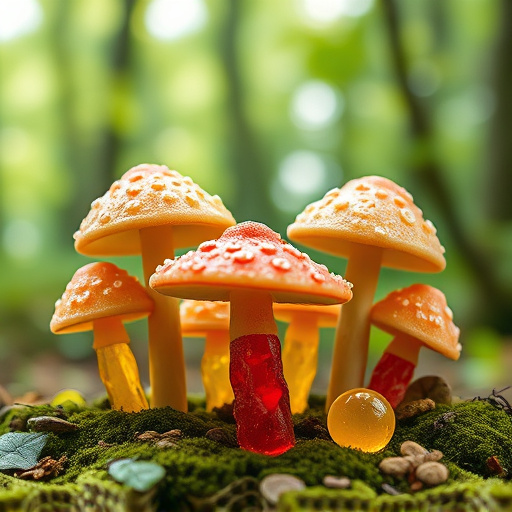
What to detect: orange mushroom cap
<box><xmin>370</xmin><ymin>284</ymin><xmax>461</xmax><ymax>360</ymax></box>
<box><xmin>273</xmin><ymin>303</ymin><xmax>340</xmax><ymax>328</ymax></box>
<box><xmin>287</xmin><ymin>176</ymin><xmax>446</xmax><ymax>273</ymax></box>
<box><xmin>74</xmin><ymin>164</ymin><xmax>236</xmax><ymax>256</ymax></box>
<box><xmin>50</xmin><ymin>262</ymin><xmax>153</xmax><ymax>334</ymax></box>
<box><xmin>180</xmin><ymin>300</ymin><xmax>230</xmax><ymax>336</ymax></box>
<box><xmin>150</xmin><ymin>221</ymin><xmax>353</xmax><ymax>305</ymax></box>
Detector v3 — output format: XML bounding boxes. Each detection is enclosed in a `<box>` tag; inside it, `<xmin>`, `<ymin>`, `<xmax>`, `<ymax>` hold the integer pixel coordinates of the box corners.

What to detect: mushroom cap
<box><xmin>74</xmin><ymin>164</ymin><xmax>236</xmax><ymax>256</ymax></box>
<box><xmin>180</xmin><ymin>300</ymin><xmax>229</xmax><ymax>336</ymax></box>
<box><xmin>150</xmin><ymin>221</ymin><xmax>353</xmax><ymax>305</ymax></box>
<box><xmin>370</xmin><ymin>284</ymin><xmax>461</xmax><ymax>360</ymax></box>
<box><xmin>273</xmin><ymin>303</ymin><xmax>340</xmax><ymax>328</ymax></box>
<box><xmin>287</xmin><ymin>176</ymin><xmax>446</xmax><ymax>273</ymax></box>
<box><xmin>50</xmin><ymin>262</ymin><xmax>154</xmax><ymax>334</ymax></box>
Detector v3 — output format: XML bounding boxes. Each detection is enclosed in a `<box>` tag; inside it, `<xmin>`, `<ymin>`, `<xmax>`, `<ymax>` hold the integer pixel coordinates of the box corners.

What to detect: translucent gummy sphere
<box><xmin>327</xmin><ymin>388</ymin><xmax>395</xmax><ymax>453</ymax></box>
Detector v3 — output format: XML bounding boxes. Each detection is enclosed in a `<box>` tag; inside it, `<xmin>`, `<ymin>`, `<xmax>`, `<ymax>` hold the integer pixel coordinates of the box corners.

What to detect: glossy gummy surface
<box><xmin>327</xmin><ymin>388</ymin><xmax>395</xmax><ymax>453</ymax></box>
<box><xmin>230</xmin><ymin>333</ymin><xmax>295</xmax><ymax>456</ymax></box>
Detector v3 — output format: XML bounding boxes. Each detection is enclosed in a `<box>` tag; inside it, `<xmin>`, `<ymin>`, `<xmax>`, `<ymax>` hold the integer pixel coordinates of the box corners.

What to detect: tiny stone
<box><xmin>395</xmin><ymin>398</ymin><xmax>435</xmax><ymax>420</ymax></box>
<box><xmin>379</xmin><ymin>457</ymin><xmax>412</xmax><ymax>477</ymax></box>
<box><xmin>415</xmin><ymin>462</ymin><xmax>449</xmax><ymax>487</ymax></box>
<box><xmin>401</xmin><ymin>441</ymin><xmax>428</xmax><ymax>458</ymax></box>
<box><xmin>381</xmin><ymin>483</ymin><xmax>402</xmax><ymax>496</ymax></box>
<box><xmin>27</xmin><ymin>416</ymin><xmax>79</xmax><ymax>433</ymax></box>
<box><xmin>323</xmin><ymin>476</ymin><xmax>351</xmax><ymax>489</ymax></box>
<box><xmin>410</xmin><ymin>481</ymin><xmax>424</xmax><ymax>492</ymax></box>
<box><xmin>425</xmin><ymin>450</ymin><xmax>444</xmax><ymax>463</ymax></box>
<box><xmin>205</xmin><ymin>428</ymin><xmax>239</xmax><ymax>448</ymax></box>
<box><xmin>259</xmin><ymin>474</ymin><xmax>306</xmax><ymax>505</ymax></box>
<box><xmin>403</xmin><ymin>376</ymin><xmax>452</xmax><ymax>405</ymax></box>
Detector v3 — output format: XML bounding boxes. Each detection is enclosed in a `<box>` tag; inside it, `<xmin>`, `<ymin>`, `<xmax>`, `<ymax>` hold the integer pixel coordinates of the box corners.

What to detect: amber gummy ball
<box><xmin>327</xmin><ymin>388</ymin><xmax>395</xmax><ymax>453</ymax></box>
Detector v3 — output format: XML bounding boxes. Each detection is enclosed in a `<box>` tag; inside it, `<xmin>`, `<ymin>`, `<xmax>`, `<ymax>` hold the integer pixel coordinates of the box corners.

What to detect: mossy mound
<box><xmin>0</xmin><ymin>397</ymin><xmax>511</xmax><ymax>510</ymax></box>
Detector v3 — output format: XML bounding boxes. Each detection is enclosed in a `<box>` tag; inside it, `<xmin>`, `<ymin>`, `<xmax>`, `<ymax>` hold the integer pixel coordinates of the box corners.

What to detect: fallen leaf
<box><xmin>0</xmin><ymin>432</ymin><xmax>48</xmax><ymax>470</ymax></box>
<box><xmin>108</xmin><ymin>458</ymin><xmax>165</xmax><ymax>492</ymax></box>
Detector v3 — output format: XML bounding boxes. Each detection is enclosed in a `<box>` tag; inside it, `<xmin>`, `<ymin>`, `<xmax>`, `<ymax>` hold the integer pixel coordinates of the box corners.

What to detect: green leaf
<box><xmin>0</xmin><ymin>432</ymin><xmax>48</xmax><ymax>470</ymax></box>
<box><xmin>108</xmin><ymin>458</ymin><xmax>165</xmax><ymax>492</ymax></box>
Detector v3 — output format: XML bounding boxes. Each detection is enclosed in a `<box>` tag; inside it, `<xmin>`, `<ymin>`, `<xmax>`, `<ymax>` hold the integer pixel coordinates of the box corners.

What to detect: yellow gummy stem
<box><xmin>93</xmin><ymin>317</ymin><xmax>148</xmax><ymax>412</ymax></box>
<box><xmin>202</xmin><ymin>330</ymin><xmax>233</xmax><ymax>411</ymax></box>
<box><xmin>282</xmin><ymin>314</ymin><xmax>320</xmax><ymax>414</ymax></box>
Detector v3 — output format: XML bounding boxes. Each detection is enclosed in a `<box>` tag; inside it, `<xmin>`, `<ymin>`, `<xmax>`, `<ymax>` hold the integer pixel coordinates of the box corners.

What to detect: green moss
<box><xmin>1</xmin><ymin>398</ymin><xmax>512</xmax><ymax>510</ymax></box>
<box><xmin>279</xmin><ymin>479</ymin><xmax>512</xmax><ymax>512</ymax></box>
<box><xmin>390</xmin><ymin>401</ymin><xmax>512</xmax><ymax>476</ymax></box>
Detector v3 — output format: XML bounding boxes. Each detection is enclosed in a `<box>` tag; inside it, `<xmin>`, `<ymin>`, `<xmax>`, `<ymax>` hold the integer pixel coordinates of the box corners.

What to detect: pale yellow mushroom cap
<box><xmin>180</xmin><ymin>300</ymin><xmax>230</xmax><ymax>336</ymax></box>
<box><xmin>370</xmin><ymin>284</ymin><xmax>461</xmax><ymax>360</ymax></box>
<box><xmin>74</xmin><ymin>164</ymin><xmax>236</xmax><ymax>256</ymax></box>
<box><xmin>51</xmin><ymin>262</ymin><xmax>153</xmax><ymax>334</ymax></box>
<box><xmin>273</xmin><ymin>303</ymin><xmax>340</xmax><ymax>328</ymax></box>
<box><xmin>287</xmin><ymin>176</ymin><xmax>446</xmax><ymax>273</ymax></box>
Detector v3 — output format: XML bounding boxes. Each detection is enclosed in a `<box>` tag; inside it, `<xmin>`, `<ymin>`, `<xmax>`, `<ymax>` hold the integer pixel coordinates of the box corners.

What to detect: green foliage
<box><xmin>0</xmin><ymin>432</ymin><xmax>48</xmax><ymax>470</ymax></box>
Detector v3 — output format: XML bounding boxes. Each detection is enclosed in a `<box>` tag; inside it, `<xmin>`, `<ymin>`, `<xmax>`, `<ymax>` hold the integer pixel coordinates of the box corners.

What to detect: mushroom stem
<box><xmin>326</xmin><ymin>245</ymin><xmax>383</xmax><ymax>411</ymax></box>
<box><xmin>282</xmin><ymin>314</ymin><xmax>320</xmax><ymax>414</ymax></box>
<box><xmin>229</xmin><ymin>289</ymin><xmax>295</xmax><ymax>456</ymax></box>
<box><xmin>140</xmin><ymin>225</ymin><xmax>187</xmax><ymax>411</ymax></box>
<box><xmin>202</xmin><ymin>330</ymin><xmax>233</xmax><ymax>411</ymax></box>
<box><xmin>368</xmin><ymin>335</ymin><xmax>420</xmax><ymax>408</ymax></box>
<box><xmin>92</xmin><ymin>317</ymin><xmax>149</xmax><ymax>412</ymax></box>
<box><xmin>229</xmin><ymin>289</ymin><xmax>278</xmax><ymax>339</ymax></box>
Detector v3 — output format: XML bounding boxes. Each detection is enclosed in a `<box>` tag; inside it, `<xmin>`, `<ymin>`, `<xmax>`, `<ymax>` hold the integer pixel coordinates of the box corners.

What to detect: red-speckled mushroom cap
<box><xmin>74</xmin><ymin>164</ymin><xmax>236</xmax><ymax>256</ymax></box>
<box><xmin>150</xmin><ymin>221</ymin><xmax>353</xmax><ymax>305</ymax></box>
<box><xmin>51</xmin><ymin>262</ymin><xmax>154</xmax><ymax>334</ymax></box>
<box><xmin>370</xmin><ymin>284</ymin><xmax>461</xmax><ymax>360</ymax></box>
<box><xmin>287</xmin><ymin>176</ymin><xmax>446</xmax><ymax>273</ymax></box>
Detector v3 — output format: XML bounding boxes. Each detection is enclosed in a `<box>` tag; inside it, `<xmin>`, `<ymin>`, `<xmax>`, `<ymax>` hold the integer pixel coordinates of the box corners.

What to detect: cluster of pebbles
<box><xmin>379</xmin><ymin>441</ymin><xmax>449</xmax><ymax>491</ymax></box>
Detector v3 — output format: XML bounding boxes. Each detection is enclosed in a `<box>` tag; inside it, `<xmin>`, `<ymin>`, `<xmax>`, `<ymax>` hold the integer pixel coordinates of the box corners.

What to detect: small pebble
<box><xmin>381</xmin><ymin>483</ymin><xmax>403</xmax><ymax>496</ymax></box>
<box><xmin>415</xmin><ymin>461</ymin><xmax>449</xmax><ymax>486</ymax></box>
<box><xmin>27</xmin><ymin>416</ymin><xmax>78</xmax><ymax>433</ymax></box>
<box><xmin>379</xmin><ymin>457</ymin><xmax>412</xmax><ymax>477</ymax></box>
<box><xmin>403</xmin><ymin>376</ymin><xmax>452</xmax><ymax>405</ymax></box>
<box><xmin>400</xmin><ymin>441</ymin><xmax>428</xmax><ymax>458</ymax></box>
<box><xmin>259</xmin><ymin>474</ymin><xmax>306</xmax><ymax>505</ymax></box>
<box><xmin>322</xmin><ymin>475</ymin><xmax>351</xmax><ymax>489</ymax></box>
<box><xmin>395</xmin><ymin>398</ymin><xmax>435</xmax><ymax>420</ymax></box>
<box><xmin>205</xmin><ymin>428</ymin><xmax>239</xmax><ymax>448</ymax></box>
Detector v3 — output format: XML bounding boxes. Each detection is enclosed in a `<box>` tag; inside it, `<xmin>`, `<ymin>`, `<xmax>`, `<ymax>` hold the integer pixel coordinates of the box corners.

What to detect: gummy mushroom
<box><xmin>50</xmin><ymin>262</ymin><xmax>152</xmax><ymax>412</ymax></box>
<box><xmin>273</xmin><ymin>303</ymin><xmax>340</xmax><ymax>414</ymax></box>
<box><xmin>180</xmin><ymin>300</ymin><xmax>233</xmax><ymax>411</ymax></box>
<box><xmin>150</xmin><ymin>221</ymin><xmax>352</xmax><ymax>456</ymax></box>
<box><xmin>368</xmin><ymin>284</ymin><xmax>461</xmax><ymax>408</ymax></box>
<box><xmin>73</xmin><ymin>164</ymin><xmax>235</xmax><ymax>410</ymax></box>
<box><xmin>287</xmin><ymin>176</ymin><xmax>446</xmax><ymax>410</ymax></box>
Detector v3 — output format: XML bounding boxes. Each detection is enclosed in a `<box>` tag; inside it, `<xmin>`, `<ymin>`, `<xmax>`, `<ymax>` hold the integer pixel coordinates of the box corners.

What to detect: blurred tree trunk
<box><xmin>220</xmin><ymin>0</ymin><xmax>278</xmax><ymax>226</ymax></box>
<box><xmin>381</xmin><ymin>0</ymin><xmax>512</xmax><ymax>333</ymax></box>
<box><xmin>486</xmin><ymin>0</ymin><xmax>512</xmax><ymax>222</ymax></box>
<box><xmin>55</xmin><ymin>1</ymin><xmax>135</xmax><ymax>240</ymax></box>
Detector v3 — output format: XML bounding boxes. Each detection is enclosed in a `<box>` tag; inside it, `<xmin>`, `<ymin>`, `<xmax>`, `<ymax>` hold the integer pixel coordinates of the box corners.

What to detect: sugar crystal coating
<box><xmin>74</xmin><ymin>164</ymin><xmax>235</xmax><ymax>256</ymax></box>
<box><xmin>150</xmin><ymin>221</ymin><xmax>353</xmax><ymax>305</ymax></box>
<box><xmin>288</xmin><ymin>176</ymin><xmax>445</xmax><ymax>273</ymax></box>
<box><xmin>51</xmin><ymin>262</ymin><xmax>153</xmax><ymax>334</ymax></box>
<box><xmin>370</xmin><ymin>284</ymin><xmax>461</xmax><ymax>360</ymax></box>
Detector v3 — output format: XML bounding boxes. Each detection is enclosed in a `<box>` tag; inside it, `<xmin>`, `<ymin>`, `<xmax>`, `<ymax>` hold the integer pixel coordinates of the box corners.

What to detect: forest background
<box><xmin>0</xmin><ymin>0</ymin><xmax>511</xmax><ymax>402</ymax></box>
